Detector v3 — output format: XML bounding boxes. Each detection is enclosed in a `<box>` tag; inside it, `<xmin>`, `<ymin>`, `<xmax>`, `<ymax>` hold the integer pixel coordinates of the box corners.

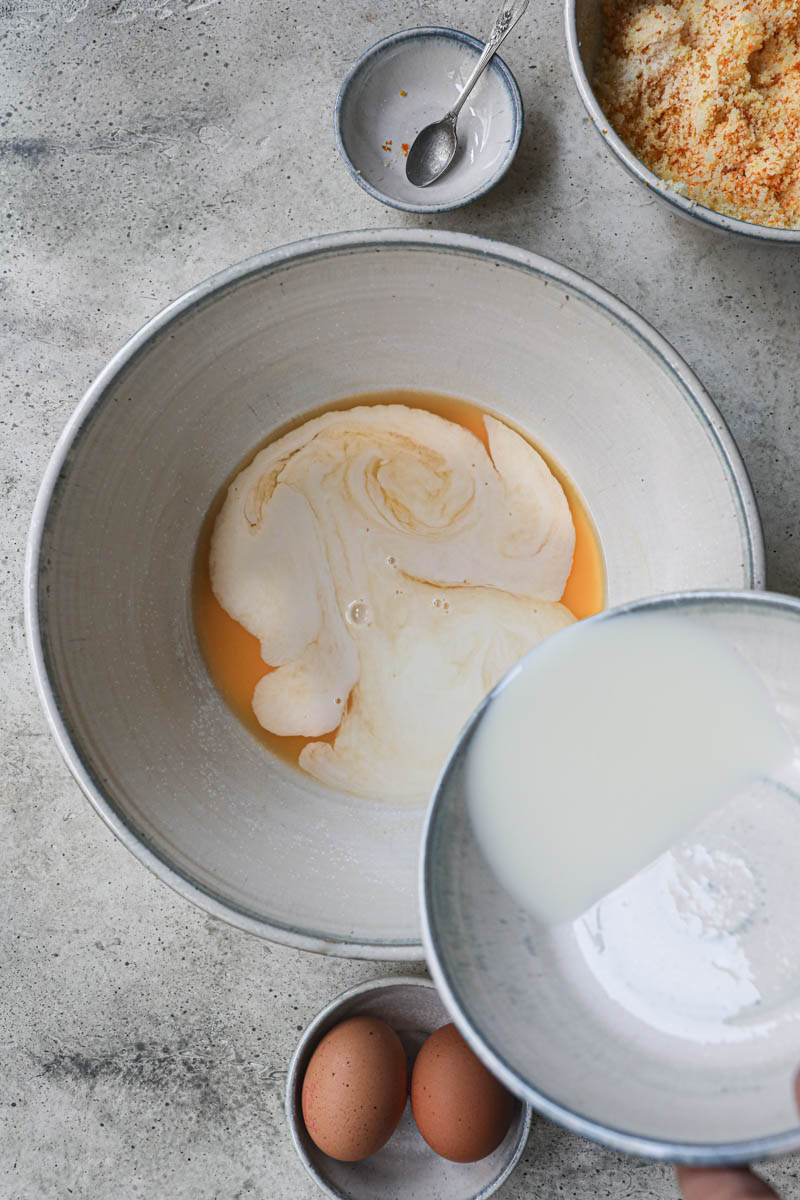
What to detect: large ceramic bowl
<box><xmin>566</xmin><ymin>0</ymin><xmax>800</xmax><ymax>242</ymax></box>
<box><xmin>26</xmin><ymin>230</ymin><xmax>762</xmax><ymax>958</ymax></box>
<box><xmin>421</xmin><ymin>591</ymin><xmax>800</xmax><ymax>1163</ymax></box>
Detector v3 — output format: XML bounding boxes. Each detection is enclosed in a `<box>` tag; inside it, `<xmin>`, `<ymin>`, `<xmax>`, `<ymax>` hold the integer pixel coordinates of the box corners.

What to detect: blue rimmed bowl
<box><xmin>566</xmin><ymin>0</ymin><xmax>800</xmax><ymax>241</ymax></box>
<box><xmin>25</xmin><ymin>229</ymin><xmax>762</xmax><ymax>960</ymax></box>
<box><xmin>334</xmin><ymin>27</ymin><xmax>523</xmax><ymax>214</ymax></box>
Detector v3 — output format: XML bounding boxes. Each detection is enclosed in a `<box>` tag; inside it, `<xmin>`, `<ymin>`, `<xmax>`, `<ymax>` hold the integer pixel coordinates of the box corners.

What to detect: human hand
<box><xmin>676</xmin><ymin>1076</ymin><xmax>800</xmax><ymax>1200</ymax></box>
<box><xmin>676</xmin><ymin>1166</ymin><xmax>779</xmax><ymax>1199</ymax></box>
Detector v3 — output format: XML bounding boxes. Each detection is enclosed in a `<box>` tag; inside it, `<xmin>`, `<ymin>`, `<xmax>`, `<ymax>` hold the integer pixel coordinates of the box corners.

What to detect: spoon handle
<box><xmin>448</xmin><ymin>0</ymin><xmax>530</xmax><ymax>122</ymax></box>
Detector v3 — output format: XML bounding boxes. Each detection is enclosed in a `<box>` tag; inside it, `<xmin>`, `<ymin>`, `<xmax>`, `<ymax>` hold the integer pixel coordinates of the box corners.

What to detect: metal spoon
<box><xmin>405</xmin><ymin>0</ymin><xmax>530</xmax><ymax>188</ymax></box>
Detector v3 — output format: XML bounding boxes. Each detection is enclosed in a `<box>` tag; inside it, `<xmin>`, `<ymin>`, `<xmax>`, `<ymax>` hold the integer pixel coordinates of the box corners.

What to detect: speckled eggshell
<box><xmin>411</xmin><ymin>1023</ymin><xmax>515</xmax><ymax>1163</ymax></box>
<box><xmin>301</xmin><ymin>1015</ymin><xmax>408</xmax><ymax>1162</ymax></box>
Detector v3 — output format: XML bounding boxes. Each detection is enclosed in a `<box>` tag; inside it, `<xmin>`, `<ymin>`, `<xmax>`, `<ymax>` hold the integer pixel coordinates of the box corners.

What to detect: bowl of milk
<box><xmin>421</xmin><ymin>590</ymin><xmax>800</xmax><ymax>1163</ymax></box>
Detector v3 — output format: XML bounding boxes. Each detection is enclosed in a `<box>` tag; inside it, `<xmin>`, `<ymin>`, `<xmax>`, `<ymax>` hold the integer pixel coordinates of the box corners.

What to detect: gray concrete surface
<box><xmin>2</xmin><ymin>0</ymin><xmax>799</xmax><ymax>1196</ymax></box>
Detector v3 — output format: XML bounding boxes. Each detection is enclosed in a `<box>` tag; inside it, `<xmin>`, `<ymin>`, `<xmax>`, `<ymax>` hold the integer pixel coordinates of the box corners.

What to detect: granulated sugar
<box><xmin>594</xmin><ymin>0</ymin><xmax>800</xmax><ymax>228</ymax></box>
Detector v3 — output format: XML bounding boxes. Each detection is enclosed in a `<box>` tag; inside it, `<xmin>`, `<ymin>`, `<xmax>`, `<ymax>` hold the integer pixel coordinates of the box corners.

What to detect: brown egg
<box><xmin>301</xmin><ymin>1015</ymin><xmax>408</xmax><ymax>1161</ymax></box>
<box><xmin>410</xmin><ymin>1023</ymin><xmax>515</xmax><ymax>1163</ymax></box>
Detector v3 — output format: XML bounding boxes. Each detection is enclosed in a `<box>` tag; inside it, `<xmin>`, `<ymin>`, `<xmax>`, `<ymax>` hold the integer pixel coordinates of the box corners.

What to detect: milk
<box><xmin>466</xmin><ymin>610</ymin><xmax>792</xmax><ymax>926</ymax></box>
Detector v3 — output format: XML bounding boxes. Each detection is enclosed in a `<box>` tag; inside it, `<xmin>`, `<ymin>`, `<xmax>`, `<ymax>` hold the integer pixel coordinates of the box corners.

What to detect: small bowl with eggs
<box><xmin>26</xmin><ymin>229</ymin><xmax>763</xmax><ymax>957</ymax></box>
<box><xmin>567</xmin><ymin>0</ymin><xmax>800</xmax><ymax>240</ymax></box>
<box><xmin>286</xmin><ymin>976</ymin><xmax>532</xmax><ymax>1199</ymax></box>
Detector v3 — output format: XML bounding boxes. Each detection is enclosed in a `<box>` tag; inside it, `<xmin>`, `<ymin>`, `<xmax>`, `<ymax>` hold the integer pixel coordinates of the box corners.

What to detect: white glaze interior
<box><xmin>31</xmin><ymin>234</ymin><xmax>760</xmax><ymax>953</ymax></box>
<box><xmin>338</xmin><ymin>31</ymin><xmax>519</xmax><ymax>210</ymax></box>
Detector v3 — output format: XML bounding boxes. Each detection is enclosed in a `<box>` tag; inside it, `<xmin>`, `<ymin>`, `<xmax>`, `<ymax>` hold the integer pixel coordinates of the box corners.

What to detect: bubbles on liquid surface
<box><xmin>346</xmin><ymin>601</ymin><xmax>369</xmax><ymax>626</ymax></box>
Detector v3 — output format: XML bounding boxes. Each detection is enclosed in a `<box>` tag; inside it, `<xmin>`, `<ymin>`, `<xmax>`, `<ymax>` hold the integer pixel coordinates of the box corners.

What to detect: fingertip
<box><xmin>675</xmin><ymin>1068</ymin><xmax>799</xmax><ymax>1200</ymax></box>
<box><xmin>675</xmin><ymin>1166</ymin><xmax>778</xmax><ymax>1199</ymax></box>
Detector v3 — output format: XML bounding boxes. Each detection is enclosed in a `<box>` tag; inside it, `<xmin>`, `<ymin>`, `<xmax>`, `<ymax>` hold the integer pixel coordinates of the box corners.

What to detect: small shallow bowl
<box><xmin>286</xmin><ymin>976</ymin><xmax>532</xmax><ymax>1200</ymax></box>
<box><xmin>334</xmin><ymin>27</ymin><xmax>523</xmax><ymax>213</ymax></box>
<box><xmin>422</xmin><ymin>591</ymin><xmax>800</xmax><ymax>1165</ymax></box>
<box><xmin>566</xmin><ymin>0</ymin><xmax>800</xmax><ymax>242</ymax></box>
<box><xmin>26</xmin><ymin>230</ymin><xmax>763</xmax><ymax>958</ymax></box>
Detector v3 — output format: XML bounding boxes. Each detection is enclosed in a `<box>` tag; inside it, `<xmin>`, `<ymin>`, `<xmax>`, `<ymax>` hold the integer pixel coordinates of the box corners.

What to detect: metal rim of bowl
<box><xmin>564</xmin><ymin>0</ymin><xmax>800</xmax><ymax>243</ymax></box>
<box><xmin>333</xmin><ymin>27</ymin><xmax>524</xmax><ymax>214</ymax></box>
<box><xmin>420</xmin><ymin>588</ymin><xmax>800</xmax><ymax>1166</ymax></box>
<box><xmin>24</xmin><ymin>228</ymin><xmax>765</xmax><ymax>960</ymax></box>
<box><xmin>284</xmin><ymin>975</ymin><xmax>533</xmax><ymax>1200</ymax></box>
